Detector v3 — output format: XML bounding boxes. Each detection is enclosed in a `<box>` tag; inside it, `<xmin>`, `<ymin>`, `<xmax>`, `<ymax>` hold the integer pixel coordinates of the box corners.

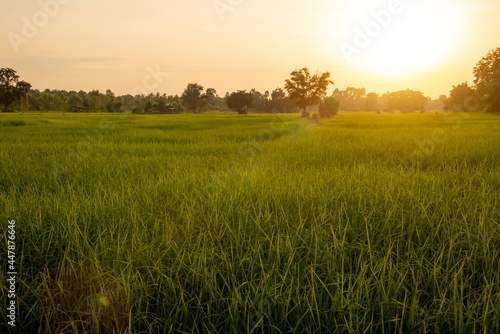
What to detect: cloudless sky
<box><xmin>1</xmin><ymin>0</ymin><xmax>499</xmax><ymax>98</ymax></box>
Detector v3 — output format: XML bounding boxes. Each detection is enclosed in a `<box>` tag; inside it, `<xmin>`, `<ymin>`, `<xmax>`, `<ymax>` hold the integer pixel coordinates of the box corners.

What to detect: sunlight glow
<box><xmin>337</xmin><ymin>0</ymin><xmax>462</xmax><ymax>75</ymax></box>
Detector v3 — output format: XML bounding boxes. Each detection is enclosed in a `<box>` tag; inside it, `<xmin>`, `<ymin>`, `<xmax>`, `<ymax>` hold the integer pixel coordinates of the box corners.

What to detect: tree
<box><xmin>332</xmin><ymin>87</ymin><xmax>367</xmax><ymax>111</ymax></box>
<box><xmin>105</xmin><ymin>89</ymin><xmax>115</xmax><ymax>98</ymax></box>
<box><xmin>38</xmin><ymin>92</ymin><xmax>55</xmax><ymax>112</ymax></box>
<box><xmin>318</xmin><ymin>96</ymin><xmax>340</xmax><ymax>118</ymax></box>
<box><xmin>181</xmin><ymin>83</ymin><xmax>204</xmax><ymax>113</ymax></box>
<box><xmin>444</xmin><ymin>82</ymin><xmax>481</xmax><ymax>112</ymax></box>
<box><xmin>144</xmin><ymin>100</ymin><xmax>154</xmax><ymax>113</ymax></box>
<box><xmin>473</xmin><ymin>47</ymin><xmax>500</xmax><ymax>113</ymax></box>
<box><xmin>248</xmin><ymin>89</ymin><xmax>268</xmax><ymax>112</ymax></box>
<box><xmin>0</xmin><ymin>68</ymin><xmax>32</xmax><ymax>112</ymax></box>
<box><xmin>271</xmin><ymin>88</ymin><xmax>286</xmax><ymax>101</ymax></box>
<box><xmin>365</xmin><ymin>92</ymin><xmax>379</xmax><ymax>111</ymax></box>
<box><xmin>205</xmin><ymin>88</ymin><xmax>217</xmax><ymax>99</ymax></box>
<box><xmin>267</xmin><ymin>88</ymin><xmax>298</xmax><ymax>114</ymax></box>
<box><xmin>107</xmin><ymin>100</ymin><xmax>123</xmax><ymax>113</ymax></box>
<box><xmin>69</xmin><ymin>93</ymin><xmax>84</xmax><ymax>109</ymax></box>
<box><xmin>284</xmin><ymin>68</ymin><xmax>334</xmax><ymax>116</ymax></box>
<box><xmin>226</xmin><ymin>90</ymin><xmax>254</xmax><ymax>114</ymax></box>
<box><xmin>201</xmin><ymin>88</ymin><xmax>217</xmax><ymax>111</ymax></box>
<box><xmin>425</xmin><ymin>95</ymin><xmax>447</xmax><ymax>111</ymax></box>
<box><xmin>386</xmin><ymin>89</ymin><xmax>427</xmax><ymax>113</ymax></box>
<box><xmin>88</xmin><ymin>90</ymin><xmax>104</xmax><ymax>112</ymax></box>
<box><xmin>55</xmin><ymin>93</ymin><xmax>69</xmax><ymax>112</ymax></box>
<box><xmin>12</xmin><ymin>93</ymin><xmax>30</xmax><ymax>112</ymax></box>
<box><xmin>171</xmin><ymin>102</ymin><xmax>185</xmax><ymax>112</ymax></box>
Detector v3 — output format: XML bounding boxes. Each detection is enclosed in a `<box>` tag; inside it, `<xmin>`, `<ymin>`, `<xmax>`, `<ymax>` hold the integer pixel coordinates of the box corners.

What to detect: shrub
<box><xmin>318</xmin><ymin>96</ymin><xmax>340</xmax><ymax>118</ymax></box>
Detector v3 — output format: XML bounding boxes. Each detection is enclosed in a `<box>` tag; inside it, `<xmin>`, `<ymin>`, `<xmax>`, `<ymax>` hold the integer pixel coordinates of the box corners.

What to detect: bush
<box><xmin>226</xmin><ymin>91</ymin><xmax>253</xmax><ymax>114</ymax></box>
<box><xmin>318</xmin><ymin>97</ymin><xmax>340</xmax><ymax>118</ymax></box>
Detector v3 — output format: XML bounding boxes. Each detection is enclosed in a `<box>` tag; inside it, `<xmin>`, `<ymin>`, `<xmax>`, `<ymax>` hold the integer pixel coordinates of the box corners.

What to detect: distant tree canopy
<box><xmin>226</xmin><ymin>90</ymin><xmax>254</xmax><ymax>114</ymax></box>
<box><xmin>181</xmin><ymin>83</ymin><xmax>204</xmax><ymax>113</ymax></box>
<box><xmin>426</xmin><ymin>95</ymin><xmax>447</xmax><ymax>111</ymax></box>
<box><xmin>205</xmin><ymin>88</ymin><xmax>217</xmax><ymax>102</ymax></box>
<box><xmin>474</xmin><ymin>47</ymin><xmax>500</xmax><ymax>113</ymax></box>
<box><xmin>267</xmin><ymin>88</ymin><xmax>298</xmax><ymax>114</ymax></box>
<box><xmin>0</xmin><ymin>68</ymin><xmax>32</xmax><ymax>112</ymax></box>
<box><xmin>230</xmin><ymin>87</ymin><xmax>298</xmax><ymax>114</ymax></box>
<box><xmin>318</xmin><ymin>96</ymin><xmax>340</xmax><ymax>118</ymax></box>
<box><xmin>331</xmin><ymin>88</ymin><xmax>383</xmax><ymax>111</ymax></box>
<box><xmin>444</xmin><ymin>82</ymin><xmax>481</xmax><ymax>112</ymax></box>
<box><xmin>332</xmin><ymin>87</ymin><xmax>366</xmax><ymax>111</ymax></box>
<box><xmin>181</xmin><ymin>84</ymin><xmax>217</xmax><ymax>113</ymax></box>
<box><xmin>365</xmin><ymin>92</ymin><xmax>379</xmax><ymax>111</ymax></box>
<box><xmin>284</xmin><ymin>68</ymin><xmax>333</xmax><ymax>116</ymax></box>
<box><xmin>385</xmin><ymin>89</ymin><xmax>427</xmax><ymax>113</ymax></box>
<box><xmin>271</xmin><ymin>88</ymin><xmax>286</xmax><ymax>101</ymax></box>
<box><xmin>6</xmin><ymin>65</ymin><xmax>477</xmax><ymax>116</ymax></box>
<box><xmin>69</xmin><ymin>93</ymin><xmax>84</xmax><ymax>108</ymax></box>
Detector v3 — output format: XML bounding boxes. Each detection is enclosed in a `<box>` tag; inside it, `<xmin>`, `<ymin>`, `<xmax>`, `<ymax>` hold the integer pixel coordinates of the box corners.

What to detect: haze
<box><xmin>1</xmin><ymin>0</ymin><xmax>499</xmax><ymax>98</ymax></box>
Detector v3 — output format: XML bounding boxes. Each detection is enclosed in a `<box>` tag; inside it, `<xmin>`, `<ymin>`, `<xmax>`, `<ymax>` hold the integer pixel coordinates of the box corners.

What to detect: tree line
<box><xmin>2</xmin><ymin>47</ymin><xmax>499</xmax><ymax>115</ymax></box>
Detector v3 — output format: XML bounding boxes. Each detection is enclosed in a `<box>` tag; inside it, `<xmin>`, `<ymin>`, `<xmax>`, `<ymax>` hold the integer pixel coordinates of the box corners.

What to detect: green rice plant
<box><xmin>0</xmin><ymin>111</ymin><xmax>499</xmax><ymax>333</ymax></box>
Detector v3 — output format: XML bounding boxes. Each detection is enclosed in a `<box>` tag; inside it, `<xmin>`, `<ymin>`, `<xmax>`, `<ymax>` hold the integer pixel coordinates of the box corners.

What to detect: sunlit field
<box><xmin>1</xmin><ymin>111</ymin><xmax>500</xmax><ymax>333</ymax></box>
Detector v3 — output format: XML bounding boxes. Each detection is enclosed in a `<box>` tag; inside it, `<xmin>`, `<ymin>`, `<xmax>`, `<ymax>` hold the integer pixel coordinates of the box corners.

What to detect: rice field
<box><xmin>1</xmin><ymin>111</ymin><xmax>500</xmax><ymax>333</ymax></box>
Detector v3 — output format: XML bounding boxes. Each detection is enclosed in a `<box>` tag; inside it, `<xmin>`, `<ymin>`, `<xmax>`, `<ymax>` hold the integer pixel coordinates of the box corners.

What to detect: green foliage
<box><xmin>181</xmin><ymin>83</ymin><xmax>204</xmax><ymax>113</ymax></box>
<box><xmin>284</xmin><ymin>67</ymin><xmax>334</xmax><ymax>113</ymax></box>
<box><xmin>332</xmin><ymin>87</ymin><xmax>366</xmax><ymax>111</ymax></box>
<box><xmin>171</xmin><ymin>101</ymin><xmax>185</xmax><ymax>112</ymax></box>
<box><xmin>444</xmin><ymin>82</ymin><xmax>481</xmax><ymax>112</ymax></box>
<box><xmin>318</xmin><ymin>96</ymin><xmax>340</xmax><ymax>118</ymax></box>
<box><xmin>107</xmin><ymin>100</ymin><xmax>122</xmax><ymax>113</ymax></box>
<box><xmin>474</xmin><ymin>47</ymin><xmax>500</xmax><ymax>113</ymax></box>
<box><xmin>0</xmin><ymin>68</ymin><xmax>32</xmax><ymax>112</ymax></box>
<box><xmin>365</xmin><ymin>92</ymin><xmax>379</xmax><ymax>111</ymax></box>
<box><xmin>385</xmin><ymin>89</ymin><xmax>427</xmax><ymax>113</ymax></box>
<box><xmin>265</xmin><ymin>88</ymin><xmax>299</xmax><ymax>114</ymax></box>
<box><xmin>11</xmin><ymin>92</ymin><xmax>30</xmax><ymax>112</ymax></box>
<box><xmin>271</xmin><ymin>87</ymin><xmax>286</xmax><ymax>101</ymax></box>
<box><xmin>226</xmin><ymin>90</ymin><xmax>254</xmax><ymax>114</ymax></box>
<box><xmin>38</xmin><ymin>92</ymin><xmax>55</xmax><ymax>112</ymax></box>
<box><xmin>68</xmin><ymin>93</ymin><xmax>84</xmax><ymax>109</ymax></box>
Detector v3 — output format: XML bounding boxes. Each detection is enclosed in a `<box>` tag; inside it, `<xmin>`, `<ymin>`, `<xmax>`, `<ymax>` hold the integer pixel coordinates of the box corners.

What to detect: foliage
<box><xmin>249</xmin><ymin>89</ymin><xmax>267</xmax><ymax>111</ymax></box>
<box><xmin>284</xmin><ymin>67</ymin><xmax>333</xmax><ymax>115</ymax></box>
<box><xmin>332</xmin><ymin>87</ymin><xmax>366</xmax><ymax>111</ymax></box>
<box><xmin>271</xmin><ymin>87</ymin><xmax>286</xmax><ymax>101</ymax></box>
<box><xmin>68</xmin><ymin>93</ymin><xmax>84</xmax><ymax>109</ymax></box>
<box><xmin>318</xmin><ymin>96</ymin><xmax>340</xmax><ymax>118</ymax></box>
<box><xmin>180</xmin><ymin>84</ymin><xmax>217</xmax><ymax>113</ymax></box>
<box><xmin>226</xmin><ymin>90</ymin><xmax>254</xmax><ymax>114</ymax></box>
<box><xmin>444</xmin><ymin>82</ymin><xmax>481</xmax><ymax>112</ymax></box>
<box><xmin>11</xmin><ymin>92</ymin><xmax>30</xmax><ymax>112</ymax></box>
<box><xmin>181</xmin><ymin>83</ymin><xmax>204</xmax><ymax>113</ymax></box>
<box><xmin>267</xmin><ymin>88</ymin><xmax>299</xmax><ymax>114</ymax></box>
<box><xmin>0</xmin><ymin>68</ymin><xmax>32</xmax><ymax>112</ymax></box>
<box><xmin>178</xmin><ymin>102</ymin><xmax>186</xmax><ymax>112</ymax></box>
<box><xmin>38</xmin><ymin>92</ymin><xmax>55</xmax><ymax>112</ymax></box>
<box><xmin>228</xmin><ymin>88</ymin><xmax>299</xmax><ymax>114</ymax></box>
<box><xmin>201</xmin><ymin>88</ymin><xmax>218</xmax><ymax>112</ymax></box>
<box><xmin>107</xmin><ymin>100</ymin><xmax>123</xmax><ymax>113</ymax></box>
<box><xmin>426</xmin><ymin>95</ymin><xmax>447</xmax><ymax>111</ymax></box>
<box><xmin>473</xmin><ymin>47</ymin><xmax>500</xmax><ymax>113</ymax></box>
<box><xmin>365</xmin><ymin>92</ymin><xmax>379</xmax><ymax>111</ymax></box>
<box><xmin>385</xmin><ymin>89</ymin><xmax>427</xmax><ymax>113</ymax></box>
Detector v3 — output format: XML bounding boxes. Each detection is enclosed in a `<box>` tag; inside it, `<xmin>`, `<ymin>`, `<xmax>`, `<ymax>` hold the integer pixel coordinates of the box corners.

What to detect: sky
<box><xmin>1</xmin><ymin>0</ymin><xmax>499</xmax><ymax>99</ymax></box>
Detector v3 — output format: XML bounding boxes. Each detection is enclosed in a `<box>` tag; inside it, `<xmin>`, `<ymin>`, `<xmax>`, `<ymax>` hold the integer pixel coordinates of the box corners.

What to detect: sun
<box><xmin>337</xmin><ymin>0</ymin><xmax>461</xmax><ymax>75</ymax></box>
